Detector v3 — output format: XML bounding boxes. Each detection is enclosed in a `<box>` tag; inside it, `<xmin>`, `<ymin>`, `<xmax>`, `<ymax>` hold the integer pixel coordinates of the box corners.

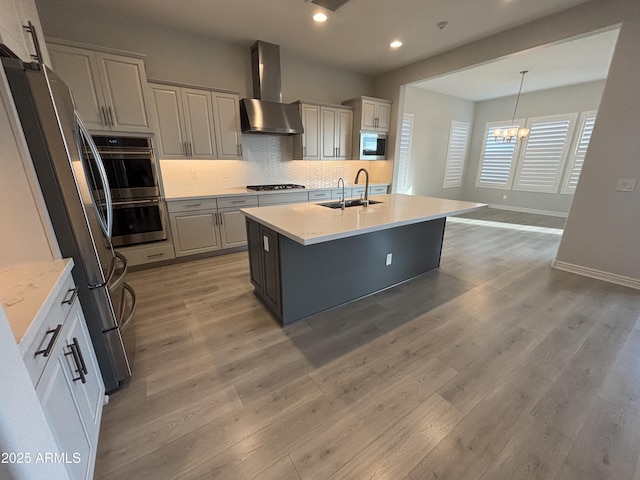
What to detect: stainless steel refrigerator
<box><xmin>3</xmin><ymin>57</ymin><xmax>136</xmax><ymax>393</ymax></box>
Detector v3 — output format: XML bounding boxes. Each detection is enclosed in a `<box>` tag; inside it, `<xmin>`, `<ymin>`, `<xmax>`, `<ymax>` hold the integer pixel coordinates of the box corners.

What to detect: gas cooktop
<box><xmin>246</xmin><ymin>184</ymin><xmax>306</xmax><ymax>191</ymax></box>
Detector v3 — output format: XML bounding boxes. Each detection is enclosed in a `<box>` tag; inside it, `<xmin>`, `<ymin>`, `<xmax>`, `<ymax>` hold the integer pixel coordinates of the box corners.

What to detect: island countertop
<box><xmin>241</xmin><ymin>193</ymin><xmax>486</xmax><ymax>245</ymax></box>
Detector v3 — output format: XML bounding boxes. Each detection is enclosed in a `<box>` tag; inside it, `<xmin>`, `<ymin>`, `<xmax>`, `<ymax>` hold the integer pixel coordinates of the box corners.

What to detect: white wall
<box><xmin>554</xmin><ymin>9</ymin><xmax>640</xmax><ymax>284</ymax></box>
<box><xmin>463</xmin><ymin>80</ymin><xmax>605</xmax><ymax>214</ymax></box>
<box><xmin>401</xmin><ymin>86</ymin><xmax>475</xmax><ymax>198</ymax></box>
<box><xmin>374</xmin><ymin>0</ymin><xmax>639</xmax><ymax>284</ymax></box>
<box><xmin>34</xmin><ymin>0</ymin><xmax>374</xmax><ymax>106</ymax></box>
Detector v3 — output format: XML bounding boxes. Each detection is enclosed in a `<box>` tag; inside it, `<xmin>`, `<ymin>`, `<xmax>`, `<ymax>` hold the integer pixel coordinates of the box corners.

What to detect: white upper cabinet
<box><xmin>48</xmin><ymin>43</ymin><xmax>152</xmax><ymax>133</ymax></box>
<box><xmin>343</xmin><ymin>96</ymin><xmax>392</xmax><ymax>133</ymax></box>
<box><xmin>0</xmin><ymin>0</ymin><xmax>50</xmax><ymax>64</ymax></box>
<box><xmin>181</xmin><ymin>87</ymin><xmax>218</xmax><ymax>158</ymax></box>
<box><xmin>321</xmin><ymin>106</ymin><xmax>352</xmax><ymax>160</ymax></box>
<box><xmin>293</xmin><ymin>101</ymin><xmax>352</xmax><ymax>160</ymax></box>
<box><xmin>150</xmin><ymin>82</ymin><xmax>241</xmax><ymax>160</ymax></box>
<box><xmin>294</xmin><ymin>103</ymin><xmax>321</xmax><ymax>160</ymax></box>
<box><xmin>212</xmin><ymin>92</ymin><xmax>242</xmax><ymax>159</ymax></box>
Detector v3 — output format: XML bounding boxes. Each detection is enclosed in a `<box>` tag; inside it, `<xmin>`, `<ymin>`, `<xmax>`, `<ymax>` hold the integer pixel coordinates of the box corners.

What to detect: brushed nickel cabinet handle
<box><xmin>108</xmin><ymin>106</ymin><xmax>114</xmax><ymax>126</ymax></box>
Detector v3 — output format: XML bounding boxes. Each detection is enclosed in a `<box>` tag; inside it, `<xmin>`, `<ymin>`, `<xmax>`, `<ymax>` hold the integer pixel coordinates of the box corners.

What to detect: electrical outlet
<box><xmin>386</xmin><ymin>253</ymin><xmax>392</xmax><ymax>266</ymax></box>
<box><xmin>191</xmin><ymin>170</ymin><xmax>198</xmax><ymax>180</ymax></box>
<box><xmin>616</xmin><ymin>178</ymin><xmax>637</xmax><ymax>192</ymax></box>
<box><xmin>502</xmin><ymin>194</ymin><xmax>507</xmax><ymax>200</ymax></box>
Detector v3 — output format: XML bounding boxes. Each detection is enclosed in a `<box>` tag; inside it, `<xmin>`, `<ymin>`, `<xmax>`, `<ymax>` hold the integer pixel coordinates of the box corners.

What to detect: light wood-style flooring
<box><xmin>95</xmin><ymin>210</ymin><xmax>640</xmax><ymax>480</ymax></box>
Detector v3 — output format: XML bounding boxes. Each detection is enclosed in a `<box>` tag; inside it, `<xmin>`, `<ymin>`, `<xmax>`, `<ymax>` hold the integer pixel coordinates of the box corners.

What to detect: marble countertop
<box><xmin>241</xmin><ymin>193</ymin><xmax>486</xmax><ymax>245</ymax></box>
<box><xmin>164</xmin><ymin>183</ymin><xmax>388</xmax><ymax>201</ymax></box>
<box><xmin>0</xmin><ymin>258</ymin><xmax>74</xmax><ymax>345</ymax></box>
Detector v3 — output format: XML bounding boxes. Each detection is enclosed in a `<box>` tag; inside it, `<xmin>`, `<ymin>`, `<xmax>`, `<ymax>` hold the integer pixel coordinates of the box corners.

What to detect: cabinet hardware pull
<box><xmin>35</xmin><ymin>324</ymin><xmax>62</xmax><ymax>357</ymax></box>
<box><xmin>214</xmin><ymin>212</ymin><xmax>218</xmax><ymax>225</ymax></box>
<box><xmin>238</xmin><ymin>143</ymin><xmax>242</xmax><ymax>156</ymax></box>
<box><xmin>61</xmin><ymin>287</ymin><xmax>79</xmax><ymax>306</ymax></box>
<box><xmin>108</xmin><ymin>107</ymin><xmax>114</xmax><ymax>126</ymax></box>
<box><xmin>188</xmin><ymin>142</ymin><xmax>193</xmax><ymax>157</ymax></box>
<box><xmin>101</xmin><ymin>106</ymin><xmax>108</xmax><ymax>126</ymax></box>
<box><xmin>147</xmin><ymin>253</ymin><xmax>165</xmax><ymax>258</ymax></box>
<box><xmin>231</xmin><ymin>200</ymin><xmax>246</xmax><ymax>204</ymax></box>
<box><xmin>22</xmin><ymin>22</ymin><xmax>43</xmax><ymax>63</ymax></box>
<box><xmin>65</xmin><ymin>339</ymin><xmax>87</xmax><ymax>384</ymax></box>
<box><xmin>184</xmin><ymin>203</ymin><xmax>202</xmax><ymax>207</ymax></box>
<box><xmin>219</xmin><ymin>212</ymin><xmax>224</xmax><ymax>225</ymax></box>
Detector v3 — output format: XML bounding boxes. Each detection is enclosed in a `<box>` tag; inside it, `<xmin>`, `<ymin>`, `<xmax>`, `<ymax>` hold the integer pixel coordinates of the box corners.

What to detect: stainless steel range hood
<box><xmin>239</xmin><ymin>41</ymin><xmax>303</xmax><ymax>135</ymax></box>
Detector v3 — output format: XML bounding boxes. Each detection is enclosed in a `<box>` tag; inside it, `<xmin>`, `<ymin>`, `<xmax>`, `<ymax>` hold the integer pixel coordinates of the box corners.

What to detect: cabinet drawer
<box><xmin>124</xmin><ymin>243</ymin><xmax>176</xmax><ymax>266</ymax></box>
<box><xmin>369</xmin><ymin>185</ymin><xmax>388</xmax><ymax>195</ymax></box>
<box><xmin>308</xmin><ymin>190</ymin><xmax>332</xmax><ymax>201</ymax></box>
<box><xmin>167</xmin><ymin>198</ymin><xmax>217</xmax><ymax>213</ymax></box>
<box><xmin>22</xmin><ymin>274</ymin><xmax>77</xmax><ymax>388</ymax></box>
<box><xmin>331</xmin><ymin>188</ymin><xmax>352</xmax><ymax>200</ymax></box>
<box><xmin>217</xmin><ymin>195</ymin><xmax>258</xmax><ymax>209</ymax></box>
<box><xmin>352</xmin><ymin>186</ymin><xmax>366</xmax><ymax>197</ymax></box>
<box><xmin>259</xmin><ymin>192</ymin><xmax>309</xmax><ymax>206</ymax></box>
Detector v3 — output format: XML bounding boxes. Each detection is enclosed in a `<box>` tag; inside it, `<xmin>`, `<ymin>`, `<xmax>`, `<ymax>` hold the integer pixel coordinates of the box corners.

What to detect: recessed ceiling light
<box><xmin>313</xmin><ymin>12</ymin><xmax>328</xmax><ymax>22</ymax></box>
<box><xmin>390</xmin><ymin>40</ymin><xmax>403</xmax><ymax>48</ymax></box>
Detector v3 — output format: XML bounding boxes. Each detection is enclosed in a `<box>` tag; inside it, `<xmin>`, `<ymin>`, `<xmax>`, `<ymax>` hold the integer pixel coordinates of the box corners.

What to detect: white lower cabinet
<box><xmin>168</xmin><ymin>195</ymin><xmax>258</xmax><ymax>257</ymax></box>
<box><xmin>26</xmin><ymin>271</ymin><xmax>104</xmax><ymax>480</ymax></box>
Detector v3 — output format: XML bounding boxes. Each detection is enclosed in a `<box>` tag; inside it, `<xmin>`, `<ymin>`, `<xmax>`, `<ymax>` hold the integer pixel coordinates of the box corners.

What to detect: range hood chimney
<box><xmin>239</xmin><ymin>41</ymin><xmax>304</xmax><ymax>135</ymax></box>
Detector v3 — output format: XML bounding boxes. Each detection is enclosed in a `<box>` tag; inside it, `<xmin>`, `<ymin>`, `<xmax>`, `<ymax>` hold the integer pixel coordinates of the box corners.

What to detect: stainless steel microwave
<box><xmin>359</xmin><ymin>131</ymin><xmax>387</xmax><ymax>160</ymax></box>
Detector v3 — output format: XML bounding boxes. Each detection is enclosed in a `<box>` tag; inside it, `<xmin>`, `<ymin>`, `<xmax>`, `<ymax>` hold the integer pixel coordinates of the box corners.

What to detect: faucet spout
<box><xmin>337</xmin><ymin>177</ymin><xmax>345</xmax><ymax>210</ymax></box>
<box><xmin>354</xmin><ymin>168</ymin><xmax>369</xmax><ymax>207</ymax></box>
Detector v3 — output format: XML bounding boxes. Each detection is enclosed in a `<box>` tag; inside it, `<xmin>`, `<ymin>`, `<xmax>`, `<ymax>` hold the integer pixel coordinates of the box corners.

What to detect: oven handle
<box><xmin>112</xmin><ymin>198</ymin><xmax>161</xmax><ymax>206</ymax></box>
<box><xmin>94</xmin><ymin>150</ymin><xmax>155</xmax><ymax>157</ymax></box>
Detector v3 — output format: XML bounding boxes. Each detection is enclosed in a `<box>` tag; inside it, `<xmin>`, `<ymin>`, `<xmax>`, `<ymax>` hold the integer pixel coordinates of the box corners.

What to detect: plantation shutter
<box><xmin>443</xmin><ymin>121</ymin><xmax>470</xmax><ymax>188</ymax></box>
<box><xmin>395</xmin><ymin>113</ymin><xmax>414</xmax><ymax>193</ymax></box>
<box><xmin>513</xmin><ymin>114</ymin><xmax>577</xmax><ymax>193</ymax></box>
<box><xmin>476</xmin><ymin>122</ymin><xmax>522</xmax><ymax>189</ymax></box>
<box><xmin>561</xmin><ymin>112</ymin><xmax>596</xmax><ymax>194</ymax></box>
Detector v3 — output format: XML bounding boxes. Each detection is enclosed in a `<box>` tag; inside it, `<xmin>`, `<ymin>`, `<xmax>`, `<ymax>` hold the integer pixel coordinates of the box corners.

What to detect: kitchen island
<box><xmin>242</xmin><ymin>193</ymin><xmax>485</xmax><ymax>325</ymax></box>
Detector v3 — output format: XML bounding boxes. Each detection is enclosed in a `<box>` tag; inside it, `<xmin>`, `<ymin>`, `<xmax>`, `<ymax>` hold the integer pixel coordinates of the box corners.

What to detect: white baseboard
<box><xmin>488</xmin><ymin>204</ymin><xmax>568</xmax><ymax>218</ymax></box>
<box><xmin>551</xmin><ymin>260</ymin><xmax>640</xmax><ymax>290</ymax></box>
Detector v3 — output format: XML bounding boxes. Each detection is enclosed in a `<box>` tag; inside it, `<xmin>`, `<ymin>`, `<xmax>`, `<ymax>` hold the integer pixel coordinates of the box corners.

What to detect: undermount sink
<box><xmin>319</xmin><ymin>199</ymin><xmax>383</xmax><ymax>209</ymax></box>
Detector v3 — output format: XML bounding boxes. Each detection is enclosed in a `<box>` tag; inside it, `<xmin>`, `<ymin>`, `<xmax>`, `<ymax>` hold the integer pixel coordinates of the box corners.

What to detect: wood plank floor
<box><xmin>94</xmin><ymin>210</ymin><xmax>640</xmax><ymax>480</ymax></box>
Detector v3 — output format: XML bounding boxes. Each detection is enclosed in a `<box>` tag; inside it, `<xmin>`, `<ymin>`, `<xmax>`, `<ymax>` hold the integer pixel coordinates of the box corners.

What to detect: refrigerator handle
<box><xmin>75</xmin><ymin>112</ymin><xmax>113</xmax><ymax>239</ymax></box>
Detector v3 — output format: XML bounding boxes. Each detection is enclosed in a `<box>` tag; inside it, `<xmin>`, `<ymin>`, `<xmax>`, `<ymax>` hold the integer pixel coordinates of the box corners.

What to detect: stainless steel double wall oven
<box><xmin>89</xmin><ymin>136</ymin><xmax>167</xmax><ymax>247</ymax></box>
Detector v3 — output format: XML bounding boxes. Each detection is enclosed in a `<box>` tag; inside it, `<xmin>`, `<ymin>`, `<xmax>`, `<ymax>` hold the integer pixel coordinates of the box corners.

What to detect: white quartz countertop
<box><xmin>241</xmin><ymin>194</ymin><xmax>486</xmax><ymax>245</ymax></box>
<box><xmin>0</xmin><ymin>258</ymin><xmax>74</xmax><ymax>344</ymax></box>
<box><xmin>164</xmin><ymin>183</ymin><xmax>387</xmax><ymax>201</ymax></box>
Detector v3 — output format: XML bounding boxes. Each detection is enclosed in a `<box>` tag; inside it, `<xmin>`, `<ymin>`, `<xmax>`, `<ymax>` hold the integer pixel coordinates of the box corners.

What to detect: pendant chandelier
<box><xmin>494</xmin><ymin>70</ymin><xmax>530</xmax><ymax>143</ymax></box>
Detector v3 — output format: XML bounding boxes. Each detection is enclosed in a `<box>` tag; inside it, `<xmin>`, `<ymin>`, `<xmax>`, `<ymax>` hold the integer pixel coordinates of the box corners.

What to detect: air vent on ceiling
<box><xmin>308</xmin><ymin>0</ymin><xmax>354</xmax><ymax>12</ymax></box>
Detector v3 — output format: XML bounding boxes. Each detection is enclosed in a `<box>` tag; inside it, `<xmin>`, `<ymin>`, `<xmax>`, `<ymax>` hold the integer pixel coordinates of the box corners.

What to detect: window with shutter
<box><xmin>561</xmin><ymin>111</ymin><xmax>596</xmax><ymax>194</ymax></box>
<box><xmin>513</xmin><ymin>113</ymin><xmax>577</xmax><ymax>193</ymax></box>
<box><xmin>476</xmin><ymin>121</ymin><xmax>523</xmax><ymax>189</ymax></box>
<box><xmin>443</xmin><ymin>121</ymin><xmax>470</xmax><ymax>188</ymax></box>
<box><xmin>395</xmin><ymin>113</ymin><xmax>414</xmax><ymax>193</ymax></box>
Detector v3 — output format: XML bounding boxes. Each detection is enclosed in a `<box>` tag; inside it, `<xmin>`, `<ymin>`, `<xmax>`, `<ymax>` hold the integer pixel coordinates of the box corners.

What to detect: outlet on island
<box><xmin>386</xmin><ymin>253</ymin><xmax>393</xmax><ymax>266</ymax></box>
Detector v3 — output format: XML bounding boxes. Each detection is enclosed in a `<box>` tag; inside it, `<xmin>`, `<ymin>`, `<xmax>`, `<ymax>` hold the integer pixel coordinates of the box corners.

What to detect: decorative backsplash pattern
<box><xmin>159</xmin><ymin>135</ymin><xmax>393</xmax><ymax>196</ymax></box>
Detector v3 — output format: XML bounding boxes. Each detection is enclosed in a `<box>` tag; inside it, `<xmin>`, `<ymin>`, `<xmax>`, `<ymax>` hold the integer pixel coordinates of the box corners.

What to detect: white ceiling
<box><xmin>72</xmin><ymin>0</ymin><xmax>596</xmax><ymax>76</ymax></box>
<box><xmin>412</xmin><ymin>28</ymin><xmax>619</xmax><ymax>101</ymax></box>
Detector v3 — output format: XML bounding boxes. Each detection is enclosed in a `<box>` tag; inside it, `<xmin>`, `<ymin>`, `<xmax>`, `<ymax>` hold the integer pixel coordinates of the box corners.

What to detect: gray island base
<box><xmin>242</xmin><ymin>194</ymin><xmax>486</xmax><ymax>326</ymax></box>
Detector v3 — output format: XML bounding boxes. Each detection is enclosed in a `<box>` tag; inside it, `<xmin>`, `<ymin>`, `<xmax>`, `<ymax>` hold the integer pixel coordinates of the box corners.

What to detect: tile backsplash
<box><xmin>159</xmin><ymin>135</ymin><xmax>393</xmax><ymax>196</ymax></box>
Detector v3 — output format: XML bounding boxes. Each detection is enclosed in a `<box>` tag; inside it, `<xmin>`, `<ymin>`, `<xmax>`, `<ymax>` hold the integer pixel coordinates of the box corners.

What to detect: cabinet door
<box><xmin>64</xmin><ymin>303</ymin><xmax>104</xmax><ymax>448</ymax></box>
<box><xmin>36</xmin><ymin>329</ymin><xmax>93</xmax><ymax>480</ymax></box>
<box><xmin>170</xmin><ymin>210</ymin><xmax>221</xmax><ymax>257</ymax></box>
<box><xmin>301</xmin><ymin>104</ymin><xmax>320</xmax><ymax>159</ymax></box>
<box><xmin>321</xmin><ymin>107</ymin><xmax>337</xmax><ymax>159</ymax></box>
<box><xmin>361</xmin><ymin>99</ymin><xmax>378</xmax><ymax>130</ymax></box>
<box><xmin>150</xmin><ymin>84</ymin><xmax>188</xmax><ymax>158</ymax></box>
<box><xmin>246</xmin><ymin>218</ymin><xmax>264</xmax><ymax>293</ymax></box>
<box><xmin>336</xmin><ymin>109</ymin><xmax>353</xmax><ymax>159</ymax></box>
<box><xmin>219</xmin><ymin>209</ymin><xmax>248</xmax><ymax>248</ymax></box>
<box><xmin>261</xmin><ymin>225</ymin><xmax>281</xmax><ymax>316</ymax></box>
<box><xmin>182</xmin><ymin>88</ymin><xmax>217</xmax><ymax>158</ymax></box>
<box><xmin>375</xmin><ymin>102</ymin><xmax>391</xmax><ymax>131</ymax></box>
<box><xmin>95</xmin><ymin>52</ymin><xmax>151</xmax><ymax>132</ymax></box>
<box><xmin>212</xmin><ymin>92</ymin><xmax>242</xmax><ymax>159</ymax></box>
<box><xmin>48</xmin><ymin>44</ymin><xmax>107</xmax><ymax>130</ymax></box>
